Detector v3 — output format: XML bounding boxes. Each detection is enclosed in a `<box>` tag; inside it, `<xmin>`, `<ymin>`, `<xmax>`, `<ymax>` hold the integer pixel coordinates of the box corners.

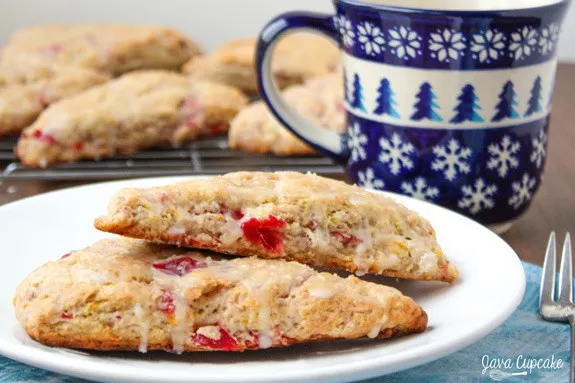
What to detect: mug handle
<box><xmin>256</xmin><ymin>12</ymin><xmax>349</xmax><ymax>163</ymax></box>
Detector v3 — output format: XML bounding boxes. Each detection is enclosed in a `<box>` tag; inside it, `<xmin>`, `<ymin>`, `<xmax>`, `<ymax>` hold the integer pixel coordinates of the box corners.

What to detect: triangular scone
<box><xmin>183</xmin><ymin>33</ymin><xmax>340</xmax><ymax>95</ymax></box>
<box><xmin>14</xmin><ymin>238</ymin><xmax>427</xmax><ymax>352</ymax></box>
<box><xmin>228</xmin><ymin>73</ymin><xmax>346</xmax><ymax>156</ymax></box>
<box><xmin>15</xmin><ymin>70</ymin><xmax>248</xmax><ymax>167</ymax></box>
<box><xmin>0</xmin><ymin>67</ymin><xmax>110</xmax><ymax>136</ymax></box>
<box><xmin>95</xmin><ymin>172</ymin><xmax>458</xmax><ymax>283</ymax></box>
<box><xmin>0</xmin><ymin>24</ymin><xmax>201</xmax><ymax>85</ymax></box>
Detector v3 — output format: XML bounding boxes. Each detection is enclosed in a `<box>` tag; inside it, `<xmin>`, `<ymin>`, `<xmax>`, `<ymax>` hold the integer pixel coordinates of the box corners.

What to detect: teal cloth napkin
<box><xmin>1</xmin><ymin>262</ymin><xmax>570</xmax><ymax>383</ymax></box>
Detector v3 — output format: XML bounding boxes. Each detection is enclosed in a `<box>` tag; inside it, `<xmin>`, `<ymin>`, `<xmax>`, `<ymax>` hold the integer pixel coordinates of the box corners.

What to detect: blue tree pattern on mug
<box><xmin>450</xmin><ymin>84</ymin><xmax>484</xmax><ymax>123</ymax></box>
<box><xmin>492</xmin><ymin>81</ymin><xmax>519</xmax><ymax>122</ymax></box>
<box><xmin>350</xmin><ymin>73</ymin><xmax>366</xmax><ymax>112</ymax></box>
<box><xmin>525</xmin><ymin>76</ymin><xmax>543</xmax><ymax>116</ymax></box>
<box><xmin>374</xmin><ymin>78</ymin><xmax>400</xmax><ymax>118</ymax></box>
<box><xmin>410</xmin><ymin>82</ymin><xmax>442</xmax><ymax>121</ymax></box>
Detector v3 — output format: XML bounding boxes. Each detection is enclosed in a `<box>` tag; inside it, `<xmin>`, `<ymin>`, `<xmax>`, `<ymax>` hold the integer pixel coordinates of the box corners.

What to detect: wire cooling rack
<box><xmin>0</xmin><ymin>137</ymin><xmax>344</xmax><ymax>181</ymax></box>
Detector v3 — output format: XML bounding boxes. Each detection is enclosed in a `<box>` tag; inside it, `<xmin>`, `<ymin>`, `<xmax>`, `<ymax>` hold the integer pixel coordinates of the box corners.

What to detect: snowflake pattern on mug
<box><xmin>530</xmin><ymin>130</ymin><xmax>548</xmax><ymax>168</ymax></box>
<box><xmin>538</xmin><ymin>26</ymin><xmax>554</xmax><ymax>55</ymax></box>
<box><xmin>357</xmin><ymin>22</ymin><xmax>385</xmax><ymax>56</ymax></box>
<box><xmin>431</xmin><ymin>139</ymin><xmax>472</xmax><ymax>181</ymax></box>
<box><xmin>358</xmin><ymin>167</ymin><xmax>385</xmax><ymax>190</ymax></box>
<box><xmin>348</xmin><ymin>122</ymin><xmax>368</xmax><ymax>162</ymax></box>
<box><xmin>378</xmin><ymin>133</ymin><xmax>415</xmax><ymax>175</ymax></box>
<box><xmin>335</xmin><ymin>15</ymin><xmax>560</xmax><ymax>67</ymax></box>
<box><xmin>336</xmin><ymin>15</ymin><xmax>355</xmax><ymax>48</ymax></box>
<box><xmin>509</xmin><ymin>27</ymin><xmax>539</xmax><ymax>61</ymax></box>
<box><xmin>387</xmin><ymin>26</ymin><xmax>422</xmax><ymax>60</ymax></box>
<box><xmin>470</xmin><ymin>29</ymin><xmax>506</xmax><ymax>63</ymax></box>
<box><xmin>509</xmin><ymin>173</ymin><xmax>537</xmax><ymax>209</ymax></box>
<box><xmin>428</xmin><ymin>29</ymin><xmax>466</xmax><ymax>63</ymax></box>
<box><xmin>458</xmin><ymin>178</ymin><xmax>498</xmax><ymax>215</ymax></box>
<box><xmin>487</xmin><ymin>135</ymin><xmax>521</xmax><ymax>178</ymax></box>
<box><xmin>400</xmin><ymin>177</ymin><xmax>439</xmax><ymax>201</ymax></box>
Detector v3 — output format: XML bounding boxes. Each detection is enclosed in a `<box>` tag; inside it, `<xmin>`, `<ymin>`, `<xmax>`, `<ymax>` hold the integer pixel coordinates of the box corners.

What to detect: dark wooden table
<box><xmin>1</xmin><ymin>64</ymin><xmax>574</xmax><ymax>266</ymax></box>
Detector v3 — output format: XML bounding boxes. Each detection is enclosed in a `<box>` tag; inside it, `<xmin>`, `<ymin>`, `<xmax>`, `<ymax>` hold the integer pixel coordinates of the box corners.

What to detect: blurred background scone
<box><xmin>183</xmin><ymin>32</ymin><xmax>340</xmax><ymax>95</ymax></box>
<box><xmin>16</xmin><ymin>70</ymin><xmax>248</xmax><ymax>168</ymax></box>
<box><xmin>229</xmin><ymin>73</ymin><xmax>345</xmax><ymax>156</ymax></box>
<box><xmin>0</xmin><ymin>24</ymin><xmax>202</xmax><ymax>85</ymax></box>
<box><xmin>0</xmin><ymin>67</ymin><xmax>110</xmax><ymax>137</ymax></box>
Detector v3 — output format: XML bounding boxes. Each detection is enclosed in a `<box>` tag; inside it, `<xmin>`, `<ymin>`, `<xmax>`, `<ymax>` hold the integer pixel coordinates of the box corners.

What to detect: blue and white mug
<box><xmin>256</xmin><ymin>0</ymin><xmax>569</xmax><ymax>232</ymax></box>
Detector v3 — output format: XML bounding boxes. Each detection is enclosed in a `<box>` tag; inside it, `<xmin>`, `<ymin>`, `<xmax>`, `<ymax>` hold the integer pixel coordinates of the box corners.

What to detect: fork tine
<box><xmin>540</xmin><ymin>232</ymin><xmax>557</xmax><ymax>306</ymax></box>
<box><xmin>558</xmin><ymin>233</ymin><xmax>573</xmax><ymax>305</ymax></box>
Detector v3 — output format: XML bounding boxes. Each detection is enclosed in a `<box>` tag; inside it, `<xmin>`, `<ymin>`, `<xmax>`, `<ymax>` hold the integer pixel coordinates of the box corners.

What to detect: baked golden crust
<box><xmin>182</xmin><ymin>33</ymin><xmax>340</xmax><ymax>94</ymax></box>
<box><xmin>14</xmin><ymin>238</ymin><xmax>427</xmax><ymax>352</ymax></box>
<box><xmin>229</xmin><ymin>73</ymin><xmax>345</xmax><ymax>156</ymax></box>
<box><xmin>0</xmin><ymin>24</ymin><xmax>201</xmax><ymax>85</ymax></box>
<box><xmin>15</xmin><ymin>70</ymin><xmax>248</xmax><ymax>167</ymax></box>
<box><xmin>95</xmin><ymin>172</ymin><xmax>459</xmax><ymax>283</ymax></box>
<box><xmin>0</xmin><ymin>68</ymin><xmax>110</xmax><ymax>136</ymax></box>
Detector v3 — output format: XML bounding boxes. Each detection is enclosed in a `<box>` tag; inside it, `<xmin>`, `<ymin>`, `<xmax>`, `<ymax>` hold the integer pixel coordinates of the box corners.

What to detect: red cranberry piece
<box><xmin>157</xmin><ymin>290</ymin><xmax>175</xmax><ymax>315</ymax></box>
<box><xmin>230</xmin><ymin>209</ymin><xmax>244</xmax><ymax>220</ymax></box>
<box><xmin>61</xmin><ymin>312</ymin><xmax>73</xmax><ymax>319</ymax></box>
<box><xmin>32</xmin><ymin>130</ymin><xmax>56</xmax><ymax>145</ymax></box>
<box><xmin>244</xmin><ymin>332</ymin><xmax>259</xmax><ymax>349</ymax></box>
<box><xmin>191</xmin><ymin>327</ymin><xmax>239</xmax><ymax>351</ymax></box>
<box><xmin>71</xmin><ymin>142</ymin><xmax>84</xmax><ymax>152</ymax></box>
<box><xmin>332</xmin><ymin>231</ymin><xmax>361</xmax><ymax>246</ymax></box>
<box><xmin>152</xmin><ymin>257</ymin><xmax>207</xmax><ymax>277</ymax></box>
<box><xmin>180</xmin><ymin>95</ymin><xmax>202</xmax><ymax>127</ymax></box>
<box><xmin>208</xmin><ymin>123</ymin><xmax>228</xmax><ymax>135</ymax></box>
<box><xmin>241</xmin><ymin>215</ymin><xmax>286</xmax><ymax>253</ymax></box>
<box><xmin>60</xmin><ymin>252</ymin><xmax>71</xmax><ymax>259</ymax></box>
<box><xmin>114</xmin><ymin>314</ymin><xmax>122</xmax><ymax>320</ymax></box>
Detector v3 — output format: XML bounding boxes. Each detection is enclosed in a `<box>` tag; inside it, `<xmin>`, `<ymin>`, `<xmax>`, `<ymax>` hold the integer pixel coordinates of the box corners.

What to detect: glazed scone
<box><xmin>0</xmin><ymin>68</ymin><xmax>110</xmax><ymax>136</ymax></box>
<box><xmin>182</xmin><ymin>33</ymin><xmax>340</xmax><ymax>95</ymax></box>
<box><xmin>14</xmin><ymin>238</ymin><xmax>427</xmax><ymax>352</ymax></box>
<box><xmin>229</xmin><ymin>73</ymin><xmax>345</xmax><ymax>156</ymax></box>
<box><xmin>0</xmin><ymin>24</ymin><xmax>201</xmax><ymax>85</ymax></box>
<box><xmin>15</xmin><ymin>70</ymin><xmax>248</xmax><ymax>167</ymax></box>
<box><xmin>95</xmin><ymin>172</ymin><xmax>458</xmax><ymax>283</ymax></box>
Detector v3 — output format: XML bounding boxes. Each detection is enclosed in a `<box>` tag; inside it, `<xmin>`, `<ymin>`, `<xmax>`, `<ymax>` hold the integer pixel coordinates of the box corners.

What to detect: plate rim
<box><xmin>0</xmin><ymin>175</ymin><xmax>526</xmax><ymax>383</ymax></box>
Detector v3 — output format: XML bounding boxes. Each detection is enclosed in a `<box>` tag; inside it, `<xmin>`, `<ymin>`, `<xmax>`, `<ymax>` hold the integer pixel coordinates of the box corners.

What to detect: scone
<box><xmin>229</xmin><ymin>73</ymin><xmax>345</xmax><ymax>156</ymax></box>
<box><xmin>14</xmin><ymin>238</ymin><xmax>427</xmax><ymax>352</ymax></box>
<box><xmin>182</xmin><ymin>33</ymin><xmax>340</xmax><ymax>95</ymax></box>
<box><xmin>15</xmin><ymin>70</ymin><xmax>248</xmax><ymax>168</ymax></box>
<box><xmin>0</xmin><ymin>24</ymin><xmax>201</xmax><ymax>85</ymax></box>
<box><xmin>0</xmin><ymin>68</ymin><xmax>110</xmax><ymax>136</ymax></box>
<box><xmin>95</xmin><ymin>172</ymin><xmax>458</xmax><ymax>283</ymax></box>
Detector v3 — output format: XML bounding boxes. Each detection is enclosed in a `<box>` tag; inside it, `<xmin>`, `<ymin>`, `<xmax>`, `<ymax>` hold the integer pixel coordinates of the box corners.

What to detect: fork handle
<box><xmin>569</xmin><ymin>316</ymin><xmax>575</xmax><ymax>383</ymax></box>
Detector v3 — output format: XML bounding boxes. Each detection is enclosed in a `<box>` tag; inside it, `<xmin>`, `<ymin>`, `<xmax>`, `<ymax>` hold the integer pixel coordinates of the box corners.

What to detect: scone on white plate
<box><xmin>14</xmin><ymin>238</ymin><xmax>428</xmax><ymax>352</ymax></box>
<box><xmin>95</xmin><ymin>171</ymin><xmax>459</xmax><ymax>283</ymax></box>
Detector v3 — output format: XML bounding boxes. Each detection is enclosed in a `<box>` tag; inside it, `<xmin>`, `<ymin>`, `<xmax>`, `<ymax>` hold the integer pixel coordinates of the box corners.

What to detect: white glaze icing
<box><xmin>133</xmin><ymin>304</ymin><xmax>149</xmax><ymax>353</ymax></box>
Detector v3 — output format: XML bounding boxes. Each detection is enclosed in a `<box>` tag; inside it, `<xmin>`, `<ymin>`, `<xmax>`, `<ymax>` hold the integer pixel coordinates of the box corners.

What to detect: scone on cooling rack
<box><xmin>182</xmin><ymin>33</ymin><xmax>340</xmax><ymax>95</ymax></box>
<box><xmin>95</xmin><ymin>172</ymin><xmax>458</xmax><ymax>283</ymax></box>
<box><xmin>229</xmin><ymin>73</ymin><xmax>345</xmax><ymax>156</ymax></box>
<box><xmin>14</xmin><ymin>238</ymin><xmax>427</xmax><ymax>352</ymax></box>
<box><xmin>0</xmin><ymin>24</ymin><xmax>201</xmax><ymax>85</ymax></box>
<box><xmin>0</xmin><ymin>67</ymin><xmax>110</xmax><ymax>137</ymax></box>
<box><xmin>15</xmin><ymin>70</ymin><xmax>248</xmax><ymax>168</ymax></box>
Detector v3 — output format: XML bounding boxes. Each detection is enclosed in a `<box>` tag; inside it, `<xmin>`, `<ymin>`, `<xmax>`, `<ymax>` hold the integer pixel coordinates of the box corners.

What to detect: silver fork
<box><xmin>540</xmin><ymin>232</ymin><xmax>574</xmax><ymax>383</ymax></box>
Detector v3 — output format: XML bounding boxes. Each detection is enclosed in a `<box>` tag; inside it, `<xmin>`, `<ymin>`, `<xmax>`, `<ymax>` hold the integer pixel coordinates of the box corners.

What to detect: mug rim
<box><xmin>334</xmin><ymin>0</ymin><xmax>569</xmax><ymax>15</ymax></box>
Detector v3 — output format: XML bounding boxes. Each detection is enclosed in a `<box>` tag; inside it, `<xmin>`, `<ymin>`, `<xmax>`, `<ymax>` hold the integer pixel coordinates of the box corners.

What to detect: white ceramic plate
<box><xmin>0</xmin><ymin>176</ymin><xmax>525</xmax><ymax>383</ymax></box>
